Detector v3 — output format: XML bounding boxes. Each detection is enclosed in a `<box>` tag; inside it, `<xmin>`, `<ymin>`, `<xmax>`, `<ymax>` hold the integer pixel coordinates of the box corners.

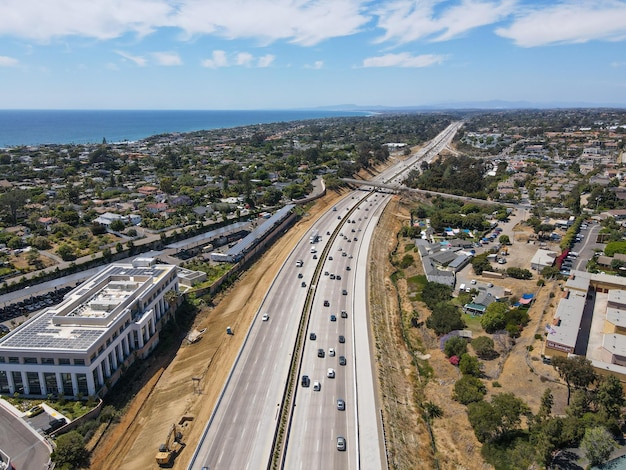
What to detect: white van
<box><xmin>459</xmin><ymin>283</ymin><xmax>466</xmax><ymax>292</ymax></box>
<box><xmin>313</xmin><ymin>381</ymin><xmax>321</xmax><ymax>391</ymax></box>
<box><xmin>310</xmin><ymin>247</ymin><xmax>317</xmax><ymax>254</ymax></box>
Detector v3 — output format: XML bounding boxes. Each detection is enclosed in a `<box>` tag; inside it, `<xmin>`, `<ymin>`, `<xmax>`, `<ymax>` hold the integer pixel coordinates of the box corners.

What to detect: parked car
<box><xmin>25</xmin><ymin>405</ymin><xmax>44</xmax><ymax>418</ymax></box>
<box><xmin>44</xmin><ymin>417</ymin><xmax>66</xmax><ymax>435</ymax></box>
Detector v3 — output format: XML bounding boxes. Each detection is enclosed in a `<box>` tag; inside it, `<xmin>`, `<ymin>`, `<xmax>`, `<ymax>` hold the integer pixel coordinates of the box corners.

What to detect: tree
<box><xmin>459</xmin><ymin>353</ymin><xmax>482</xmax><ymax>377</ymax></box>
<box><xmin>471</xmin><ymin>336</ymin><xmax>497</xmax><ymax>359</ymax></box>
<box><xmin>109</xmin><ymin>219</ymin><xmax>125</xmax><ymax>232</ymax></box>
<box><xmin>421</xmin><ymin>282</ymin><xmax>453</xmax><ymax>309</ymax></box>
<box><xmin>453</xmin><ymin>375</ymin><xmax>486</xmax><ymax>404</ymax></box>
<box><xmin>498</xmin><ymin>234</ymin><xmax>510</xmax><ymax>245</ymax></box>
<box><xmin>467</xmin><ymin>400</ymin><xmax>499</xmax><ymax>442</ymax></box>
<box><xmin>536</xmin><ymin>388</ymin><xmax>554</xmax><ymax>422</ymax></box>
<box><xmin>51</xmin><ymin>430</ymin><xmax>89</xmax><ymax>468</ymax></box>
<box><xmin>596</xmin><ymin>374</ymin><xmax>625</xmax><ymax>419</ymax></box>
<box><xmin>426</xmin><ymin>302</ymin><xmax>465</xmax><ymax>335</ymax></box>
<box><xmin>552</xmin><ymin>355</ymin><xmax>597</xmax><ymax>405</ymax></box>
<box><xmin>0</xmin><ymin>189</ymin><xmax>28</xmax><ymax>224</ymax></box>
<box><xmin>471</xmin><ymin>253</ymin><xmax>492</xmax><ymax>275</ymax></box>
<box><xmin>444</xmin><ymin>336</ymin><xmax>467</xmax><ymax>358</ymax></box>
<box><xmin>580</xmin><ymin>426</ymin><xmax>617</xmax><ymax>466</ymax></box>
<box><xmin>491</xmin><ymin>393</ymin><xmax>530</xmax><ymax>437</ymax></box>
<box><xmin>506</xmin><ymin>267</ymin><xmax>533</xmax><ymax>280</ymax></box>
<box><xmin>30</xmin><ymin>236</ymin><xmax>52</xmax><ymax>250</ymax></box>
<box><xmin>480</xmin><ymin>302</ymin><xmax>508</xmax><ymax>333</ymax></box>
<box><xmin>56</xmin><ymin>244</ymin><xmax>76</xmax><ymax>261</ymax></box>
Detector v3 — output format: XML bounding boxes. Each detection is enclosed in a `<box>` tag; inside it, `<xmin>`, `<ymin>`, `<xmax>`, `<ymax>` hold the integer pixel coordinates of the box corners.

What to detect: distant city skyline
<box><xmin>1</xmin><ymin>0</ymin><xmax>626</xmax><ymax>110</ymax></box>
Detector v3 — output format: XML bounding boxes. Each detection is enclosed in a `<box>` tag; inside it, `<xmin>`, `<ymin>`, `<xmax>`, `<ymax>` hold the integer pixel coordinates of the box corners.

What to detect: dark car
<box><xmin>330</xmin><ymin>314</ymin><xmax>337</xmax><ymax>322</ymax></box>
<box><xmin>342</xmin><ymin>289</ymin><xmax>348</xmax><ymax>296</ymax></box>
<box><xmin>45</xmin><ymin>417</ymin><xmax>67</xmax><ymax>435</ymax></box>
<box><xmin>318</xmin><ymin>348</ymin><xmax>325</xmax><ymax>358</ymax></box>
<box><xmin>339</xmin><ymin>335</ymin><xmax>345</xmax><ymax>343</ymax></box>
<box><xmin>324</xmin><ymin>300</ymin><xmax>330</xmax><ymax>307</ymax></box>
<box><xmin>339</xmin><ymin>355</ymin><xmax>347</xmax><ymax>366</ymax></box>
<box><xmin>310</xmin><ymin>332</ymin><xmax>316</xmax><ymax>340</ymax></box>
<box><xmin>341</xmin><ymin>310</ymin><xmax>348</xmax><ymax>318</ymax></box>
<box><xmin>301</xmin><ymin>375</ymin><xmax>310</xmax><ymax>387</ymax></box>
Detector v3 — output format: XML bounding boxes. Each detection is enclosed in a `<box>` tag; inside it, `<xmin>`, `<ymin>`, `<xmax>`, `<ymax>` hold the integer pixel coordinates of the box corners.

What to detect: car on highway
<box><xmin>327</xmin><ymin>368</ymin><xmax>335</xmax><ymax>378</ymax></box>
<box><xmin>339</xmin><ymin>335</ymin><xmax>345</xmax><ymax>343</ymax></box>
<box><xmin>25</xmin><ymin>405</ymin><xmax>44</xmax><ymax>418</ymax></box>
<box><xmin>342</xmin><ymin>289</ymin><xmax>348</xmax><ymax>296</ymax></box>
<box><xmin>313</xmin><ymin>381</ymin><xmax>321</xmax><ymax>391</ymax></box>
<box><xmin>312</xmin><ymin>254</ymin><xmax>317</xmax><ymax>259</ymax></box>
<box><xmin>342</xmin><ymin>252</ymin><xmax>347</xmax><ymax>257</ymax></box>
<box><xmin>329</xmin><ymin>348</ymin><xmax>335</xmax><ymax>357</ymax></box>
<box><xmin>301</xmin><ymin>281</ymin><xmax>306</xmax><ymax>287</ymax></box>
<box><xmin>337</xmin><ymin>399</ymin><xmax>345</xmax><ymax>411</ymax></box>
<box><xmin>298</xmin><ymin>272</ymin><xmax>303</xmax><ymax>278</ymax></box>
<box><xmin>301</xmin><ymin>375</ymin><xmax>310</xmax><ymax>387</ymax></box>
<box><xmin>336</xmin><ymin>275</ymin><xmax>342</xmax><ymax>280</ymax></box>
<box><xmin>318</xmin><ymin>348</ymin><xmax>325</xmax><ymax>358</ymax></box>
<box><xmin>330</xmin><ymin>314</ymin><xmax>336</xmax><ymax>322</ymax></box>
<box><xmin>330</xmin><ymin>274</ymin><xmax>335</xmax><ymax>280</ymax></box>
<box><xmin>262</xmin><ymin>313</ymin><xmax>270</xmax><ymax>321</ymax></box>
<box><xmin>324</xmin><ymin>271</ymin><xmax>329</xmax><ymax>276</ymax></box>
<box><xmin>337</xmin><ymin>436</ymin><xmax>346</xmax><ymax>451</ymax></box>
<box><xmin>339</xmin><ymin>356</ymin><xmax>347</xmax><ymax>366</ymax></box>
<box><xmin>324</xmin><ymin>300</ymin><xmax>330</xmax><ymax>307</ymax></box>
<box><xmin>328</xmin><ymin>256</ymin><xmax>333</xmax><ymax>260</ymax></box>
<box><xmin>341</xmin><ymin>310</ymin><xmax>348</xmax><ymax>318</ymax></box>
<box><xmin>310</xmin><ymin>332</ymin><xmax>316</xmax><ymax>340</ymax></box>
<box><xmin>346</xmin><ymin>266</ymin><xmax>351</xmax><ymax>271</ymax></box>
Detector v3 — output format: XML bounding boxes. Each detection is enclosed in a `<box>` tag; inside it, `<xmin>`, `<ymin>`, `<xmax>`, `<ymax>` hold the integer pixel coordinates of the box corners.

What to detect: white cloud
<box><xmin>0</xmin><ymin>0</ymin><xmax>368</xmax><ymax>46</ymax></box>
<box><xmin>374</xmin><ymin>0</ymin><xmax>516</xmax><ymax>44</ymax></box>
<box><xmin>496</xmin><ymin>1</ymin><xmax>626</xmax><ymax>47</ymax></box>
<box><xmin>201</xmin><ymin>50</ymin><xmax>228</xmax><ymax>68</ymax></box>
<box><xmin>611</xmin><ymin>61</ymin><xmax>626</xmax><ymax>67</ymax></box>
<box><xmin>0</xmin><ymin>0</ymin><xmax>172</xmax><ymax>42</ymax></box>
<box><xmin>305</xmin><ymin>60</ymin><xmax>324</xmax><ymax>69</ymax></box>
<box><xmin>115</xmin><ymin>50</ymin><xmax>147</xmax><ymax>66</ymax></box>
<box><xmin>152</xmin><ymin>51</ymin><xmax>182</xmax><ymax>66</ymax></box>
<box><xmin>171</xmin><ymin>0</ymin><xmax>369</xmax><ymax>46</ymax></box>
<box><xmin>257</xmin><ymin>54</ymin><xmax>275</xmax><ymax>67</ymax></box>
<box><xmin>0</xmin><ymin>56</ymin><xmax>19</xmax><ymax>67</ymax></box>
<box><xmin>362</xmin><ymin>52</ymin><xmax>445</xmax><ymax>68</ymax></box>
<box><xmin>236</xmin><ymin>52</ymin><xmax>254</xmax><ymax>66</ymax></box>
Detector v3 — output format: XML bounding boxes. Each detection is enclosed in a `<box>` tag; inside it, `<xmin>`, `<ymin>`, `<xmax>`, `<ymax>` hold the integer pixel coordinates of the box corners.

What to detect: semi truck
<box><xmin>310</xmin><ymin>228</ymin><xmax>320</xmax><ymax>244</ymax></box>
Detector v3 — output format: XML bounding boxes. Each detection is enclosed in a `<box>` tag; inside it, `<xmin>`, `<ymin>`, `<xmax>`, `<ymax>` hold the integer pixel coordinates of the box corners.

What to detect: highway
<box><xmin>188</xmin><ymin>121</ymin><xmax>463</xmax><ymax>470</ymax></box>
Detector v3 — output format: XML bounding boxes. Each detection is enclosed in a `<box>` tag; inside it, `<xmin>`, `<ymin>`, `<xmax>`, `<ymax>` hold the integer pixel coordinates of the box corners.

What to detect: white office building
<box><xmin>0</xmin><ymin>258</ymin><xmax>179</xmax><ymax>399</ymax></box>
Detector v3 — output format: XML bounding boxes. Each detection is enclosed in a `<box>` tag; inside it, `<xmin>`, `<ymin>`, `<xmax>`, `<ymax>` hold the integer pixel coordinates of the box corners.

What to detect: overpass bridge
<box><xmin>341</xmin><ymin>178</ymin><xmax>520</xmax><ymax>209</ymax></box>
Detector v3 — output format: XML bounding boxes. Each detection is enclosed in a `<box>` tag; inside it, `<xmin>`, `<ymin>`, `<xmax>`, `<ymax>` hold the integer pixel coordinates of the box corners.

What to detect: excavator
<box><xmin>155</xmin><ymin>423</ymin><xmax>184</xmax><ymax>467</ymax></box>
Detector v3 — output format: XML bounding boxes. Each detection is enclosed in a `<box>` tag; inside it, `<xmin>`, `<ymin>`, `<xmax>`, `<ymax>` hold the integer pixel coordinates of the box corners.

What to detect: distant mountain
<box><xmin>311</xmin><ymin>101</ymin><xmax>626</xmax><ymax>112</ymax></box>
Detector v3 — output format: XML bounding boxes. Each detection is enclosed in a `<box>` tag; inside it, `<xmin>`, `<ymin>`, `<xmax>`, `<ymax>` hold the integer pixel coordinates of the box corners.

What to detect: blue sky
<box><xmin>1</xmin><ymin>0</ymin><xmax>626</xmax><ymax>109</ymax></box>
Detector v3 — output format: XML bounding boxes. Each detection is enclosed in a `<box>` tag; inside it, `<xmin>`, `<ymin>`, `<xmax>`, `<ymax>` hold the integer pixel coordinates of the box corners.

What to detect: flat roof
<box><xmin>546</xmin><ymin>290</ymin><xmax>586</xmax><ymax>350</ymax></box>
<box><xmin>566</xmin><ymin>271</ymin><xmax>591</xmax><ymax>292</ymax></box>
<box><xmin>0</xmin><ymin>262</ymin><xmax>175</xmax><ymax>352</ymax></box>
<box><xmin>602</xmin><ymin>333</ymin><xmax>626</xmax><ymax>357</ymax></box>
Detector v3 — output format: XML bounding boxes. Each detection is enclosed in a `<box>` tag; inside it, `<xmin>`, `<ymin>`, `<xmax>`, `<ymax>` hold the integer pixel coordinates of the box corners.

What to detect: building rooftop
<box><xmin>0</xmin><ymin>260</ymin><xmax>175</xmax><ymax>352</ymax></box>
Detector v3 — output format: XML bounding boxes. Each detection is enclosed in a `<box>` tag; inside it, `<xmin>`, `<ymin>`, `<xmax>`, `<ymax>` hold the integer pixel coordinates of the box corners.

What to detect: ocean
<box><xmin>0</xmin><ymin>109</ymin><xmax>367</xmax><ymax>148</ymax></box>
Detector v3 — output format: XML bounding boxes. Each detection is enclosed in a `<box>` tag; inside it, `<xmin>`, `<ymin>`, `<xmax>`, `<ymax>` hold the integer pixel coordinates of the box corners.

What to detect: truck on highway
<box><xmin>309</xmin><ymin>228</ymin><xmax>320</xmax><ymax>244</ymax></box>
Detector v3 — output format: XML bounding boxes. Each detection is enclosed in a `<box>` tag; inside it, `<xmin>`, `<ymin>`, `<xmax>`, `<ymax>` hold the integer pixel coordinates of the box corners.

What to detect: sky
<box><xmin>1</xmin><ymin>0</ymin><xmax>626</xmax><ymax>110</ymax></box>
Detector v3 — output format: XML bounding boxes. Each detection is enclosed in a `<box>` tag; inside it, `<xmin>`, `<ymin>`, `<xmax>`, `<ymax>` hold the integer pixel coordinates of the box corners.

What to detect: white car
<box><xmin>262</xmin><ymin>313</ymin><xmax>270</xmax><ymax>321</ymax></box>
<box><xmin>327</xmin><ymin>368</ymin><xmax>335</xmax><ymax>378</ymax></box>
<box><xmin>329</xmin><ymin>348</ymin><xmax>335</xmax><ymax>357</ymax></box>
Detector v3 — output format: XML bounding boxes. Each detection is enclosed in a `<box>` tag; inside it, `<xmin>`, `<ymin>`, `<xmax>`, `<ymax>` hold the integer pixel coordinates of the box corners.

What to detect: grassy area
<box><xmin>462</xmin><ymin>313</ymin><xmax>483</xmax><ymax>332</ymax></box>
<box><xmin>406</xmin><ymin>274</ymin><xmax>427</xmax><ymax>301</ymax></box>
<box><xmin>2</xmin><ymin>395</ymin><xmax>94</xmax><ymax>420</ymax></box>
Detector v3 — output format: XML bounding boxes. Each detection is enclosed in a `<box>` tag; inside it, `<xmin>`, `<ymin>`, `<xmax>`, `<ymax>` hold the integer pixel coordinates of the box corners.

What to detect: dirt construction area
<box><xmin>89</xmin><ymin>172</ymin><xmax>570</xmax><ymax>469</ymax></box>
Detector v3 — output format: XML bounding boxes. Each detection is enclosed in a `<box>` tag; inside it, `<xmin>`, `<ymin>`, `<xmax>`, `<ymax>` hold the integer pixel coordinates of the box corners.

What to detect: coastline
<box><xmin>0</xmin><ymin>109</ymin><xmax>370</xmax><ymax>148</ymax></box>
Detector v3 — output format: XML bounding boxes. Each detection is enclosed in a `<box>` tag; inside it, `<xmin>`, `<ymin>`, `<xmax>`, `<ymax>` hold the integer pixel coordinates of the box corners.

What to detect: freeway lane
<box><xmin>189</xmin><ymin>195</ymin><xmax>361</xmax><ymax>470</ymax></box>
<box><xmin>284</xmin><ymin>191</ymin><xmax>389</xmax><ymax>469</ymax></box>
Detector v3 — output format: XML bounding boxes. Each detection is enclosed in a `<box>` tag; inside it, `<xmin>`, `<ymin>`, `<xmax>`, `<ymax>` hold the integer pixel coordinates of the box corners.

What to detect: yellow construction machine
<box><xmin>155</xmin><ymin>423</ymin><xmax>184</xmax><ymax>466</ymax></box>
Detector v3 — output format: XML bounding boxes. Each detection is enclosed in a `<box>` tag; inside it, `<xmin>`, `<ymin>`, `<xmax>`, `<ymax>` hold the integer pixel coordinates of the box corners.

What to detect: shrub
<box><xmin>444</xmin><ymin>336</ymin><xmax>467</xmax><ymax>358</ymax></box>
